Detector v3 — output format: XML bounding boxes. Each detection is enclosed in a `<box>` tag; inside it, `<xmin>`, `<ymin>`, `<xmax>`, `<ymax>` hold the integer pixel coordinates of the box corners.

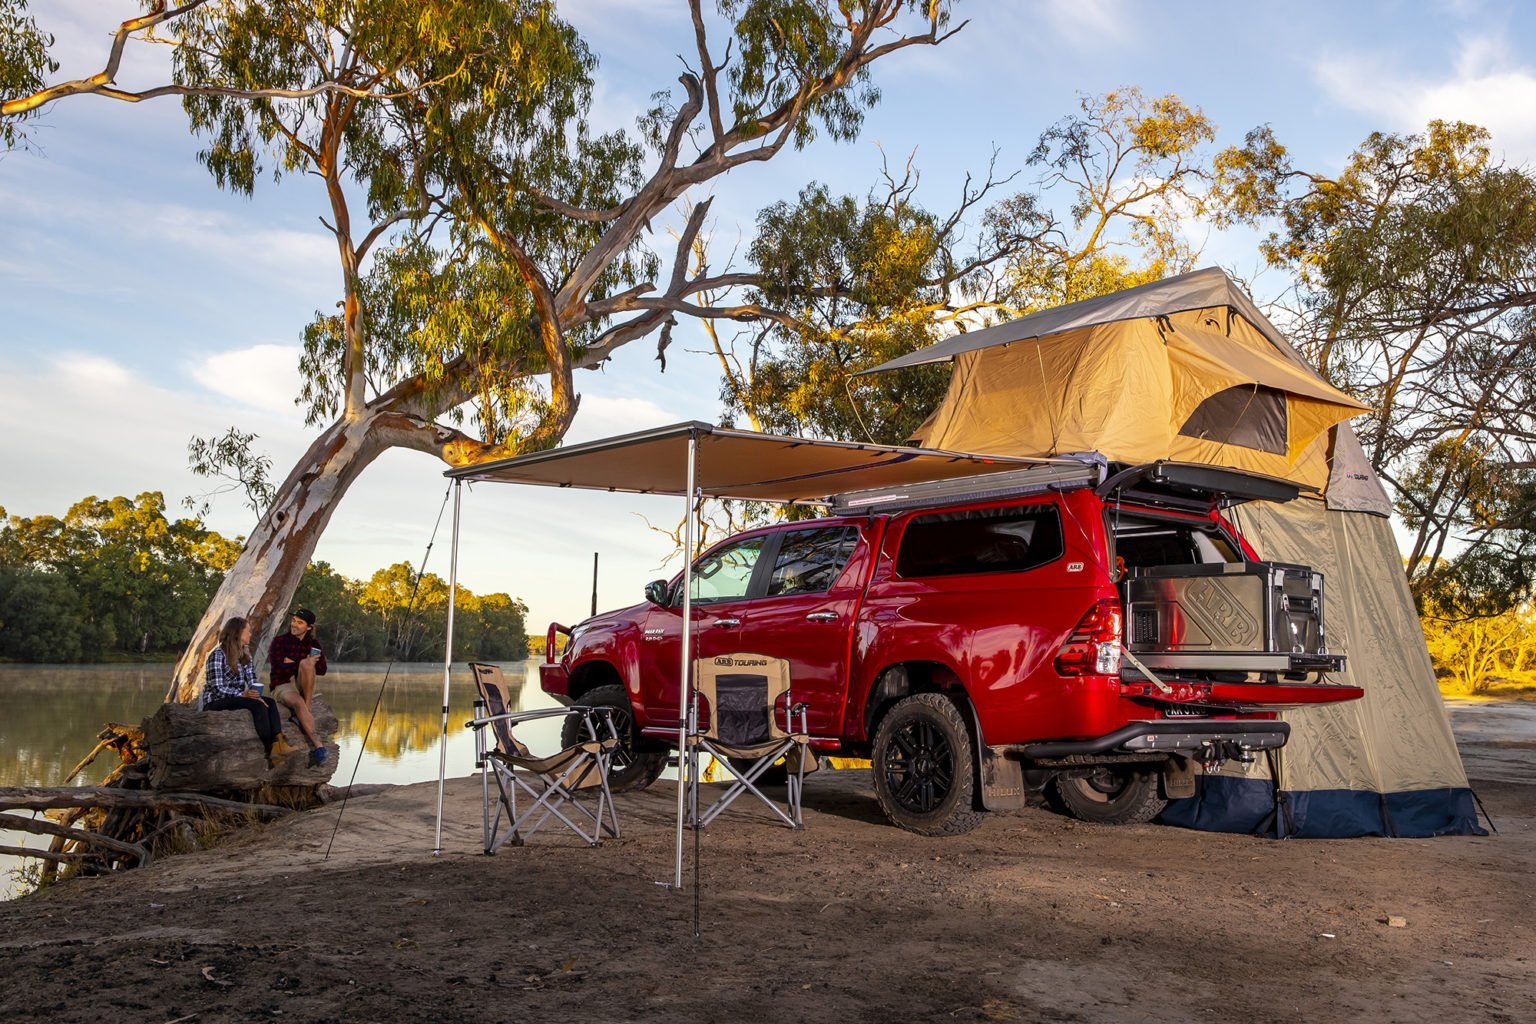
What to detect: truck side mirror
<box><xmin>644</xmin><ymin>579</ymin><xmax>671</xmax><ymax>606</ymax></box>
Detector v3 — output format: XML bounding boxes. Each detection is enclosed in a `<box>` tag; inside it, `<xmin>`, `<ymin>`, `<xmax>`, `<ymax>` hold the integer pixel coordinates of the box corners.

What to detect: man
<box><xmin>270</xmin><ymin>607</ymin><xmax>329</xmax><ymax>767</ymax></box>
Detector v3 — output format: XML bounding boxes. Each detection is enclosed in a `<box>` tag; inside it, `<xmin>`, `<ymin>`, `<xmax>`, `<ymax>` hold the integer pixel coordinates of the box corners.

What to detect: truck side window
<box><xmin>895</xmin><ymin>505</ymin><xmax>1064</xmax><ymax>578</ymax></box>
<box><xmin>690</xmin><ymin>536</ymin><xmax>766</xmax><ymax>603</ymax></box>
<box><xmin>766</xmin><ymin>526</ymin><xmax>859</xmax><ymax>597</ymax></box>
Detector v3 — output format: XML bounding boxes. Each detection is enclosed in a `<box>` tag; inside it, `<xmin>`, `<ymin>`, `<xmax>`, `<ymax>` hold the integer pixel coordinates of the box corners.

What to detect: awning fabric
<box><xmin>445</xmin><ymin>421</ymin><xmax>1055</xmax><ymax>502</ymax></box>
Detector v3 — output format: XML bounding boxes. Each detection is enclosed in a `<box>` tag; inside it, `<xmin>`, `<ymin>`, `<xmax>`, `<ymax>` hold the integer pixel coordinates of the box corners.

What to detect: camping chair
<box><xmin>466</xmin><ymin>662</ymin><xmax>621</xmax><ymax>851</ymax></box>
<box><xmin>687</xmin><ymin>654</ymin><xmax>818</xmax><ymax>829</ymax></box>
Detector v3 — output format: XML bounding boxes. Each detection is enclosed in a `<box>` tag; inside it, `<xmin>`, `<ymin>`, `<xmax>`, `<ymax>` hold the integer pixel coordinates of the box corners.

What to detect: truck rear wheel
<box><xmin>1050</xmin><ymin>766</ymin><xmax>1166</xmax><ymax>825</ymax></box>
<box><xmin>563</xmin><ymin>684</ymin><xmax>667</xmax><ymax>792</ymax></box>
<box><xmin>872</xmin><ymin>693</ymin><xmax>984</xmax><ymax>837</ymax></box>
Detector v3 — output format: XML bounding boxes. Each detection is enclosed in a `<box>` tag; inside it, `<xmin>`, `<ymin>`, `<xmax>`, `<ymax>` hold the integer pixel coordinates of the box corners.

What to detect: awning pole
<box><xmin>672</xmin><ymin>429</ymin><xmax>697</xmax><ymax>889</ymax></box>
<box><xmin>433</xmin><ymin>479</ymin><xmax>463</xmax><ymax>855</ymax></box>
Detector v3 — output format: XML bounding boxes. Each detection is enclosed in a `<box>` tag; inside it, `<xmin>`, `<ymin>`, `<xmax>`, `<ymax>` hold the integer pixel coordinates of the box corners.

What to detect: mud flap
<box><xmin>980</xmin><ymin>744</ymin><xmax>1027</xmax><ymax>811</ymax></box>
<box><xmin>1162</xmin><ymin>755</ymin><xmax>1196</xmax><ymax>799</ymax></box>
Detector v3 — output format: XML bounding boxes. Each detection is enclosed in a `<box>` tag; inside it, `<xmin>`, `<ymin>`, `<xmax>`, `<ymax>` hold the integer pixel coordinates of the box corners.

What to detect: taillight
<box><xmin>1055</xmin><ymin>598</ymin><xmax>1124</xmax><ymax>676</ymax></box>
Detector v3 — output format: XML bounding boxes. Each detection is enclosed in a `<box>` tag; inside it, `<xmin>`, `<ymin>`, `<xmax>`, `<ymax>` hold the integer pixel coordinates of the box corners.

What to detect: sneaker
<box><xmin>309</xmin><ymin>746</ymin><xmax>328</xmax><ymax>768</ymax></box>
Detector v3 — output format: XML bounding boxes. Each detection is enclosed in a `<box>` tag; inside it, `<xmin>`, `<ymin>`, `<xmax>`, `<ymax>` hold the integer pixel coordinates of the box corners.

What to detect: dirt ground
<box><xmin>1</xmin><ymin>767</ymin><xmax>1531</xmax><ymax>1024</ymax></box>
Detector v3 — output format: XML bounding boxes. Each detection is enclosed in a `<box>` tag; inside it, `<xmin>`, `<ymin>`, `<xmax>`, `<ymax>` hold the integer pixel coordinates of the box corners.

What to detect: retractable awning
<box><xmin>444</xmin><ymin>420</ymin><xmax>1055</xmax><ymax>501</ymax></box>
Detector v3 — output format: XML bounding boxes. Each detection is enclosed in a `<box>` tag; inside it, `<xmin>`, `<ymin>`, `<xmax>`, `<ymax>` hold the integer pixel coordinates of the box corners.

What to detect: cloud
<box><xmin>1040</xmin><ymin>0</ymin><xmax>1136</xmax><ymax>49</ymax></box>
<box><xmin>1314</xmin><ymin>35</ymin><xmax>1536</xmax><ymax>162</ymax></box>
<box><xmin>0</xmin><ymin>351</ymin><xmax>308</xmax><ymax>534</ymax></box>
<box><xmin>564</xmin><ymin>394</ymin><xmax>678</xmax><ymax>444</ymax></box>
<box><xmin>188</xmin><ymin>344</ymin><xmax>308</xmax><ymax>418</ymax></box>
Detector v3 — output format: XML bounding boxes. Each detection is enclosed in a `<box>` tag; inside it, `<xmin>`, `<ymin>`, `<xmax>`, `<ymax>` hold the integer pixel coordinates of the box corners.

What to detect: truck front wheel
<box><xmin>1049</xmin><ymin>766</ymin><xmax>1167</xmax><ymax>825</ymax></box>
<box><xmin>563</xmin><ymin>684</ymin><xmax>667</xmax><ymax>792</ymax></box>
<box><xmin>872</xmin><ymin>693</ymin><xmax>985</xmax><ymax>837</ymax></box>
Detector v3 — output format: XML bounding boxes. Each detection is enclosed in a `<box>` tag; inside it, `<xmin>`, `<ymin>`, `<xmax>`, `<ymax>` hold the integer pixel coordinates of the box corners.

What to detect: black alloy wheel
<box><xmin>871</xmin><ymin>692</ymin><xmax>983</xmax><ymax>836</ymax></box>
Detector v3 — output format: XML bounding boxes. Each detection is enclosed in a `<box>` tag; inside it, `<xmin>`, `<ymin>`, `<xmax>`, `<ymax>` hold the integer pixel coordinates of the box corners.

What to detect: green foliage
<box><xmin>0</xmin><ymin>498</ymin><xmax>527</xmax><ymax>663</ymax></box>
<box><xmin>0</xmin><ymin>0</ymin><xmax>57</xmax><ymax>150</ymax></box>
<box><xmin>0</xmin><ymin>566</ymin><xmax>87</xmax><ymax>662</ymax></box>
<box><xmin>1396</xmin><ymin>439</ymin><xmax>1536</xmax><ymax>617</ymax></box>
<box><xmin>166</xmin><ymin>0</ymin><xmax>614</xmax><ymax>445</ymax></box>
<box><xmin>719</xmin><ymin>0</ymin><xmax>939</xmax><ymax>149</ymax></box>
<box><xmin>731</xmin><ymin>181</ymin><xmax>956</xmax><ymax>443</ymax></box>
<box><xmin>0</xmin><ymin>494</ymin><xmax>232</xmax><ymax>659</ymax></box>
<box><xmin>186</xmin><ymin>427</ymin><xmax>276</xmax><ymax>517</ymax></box>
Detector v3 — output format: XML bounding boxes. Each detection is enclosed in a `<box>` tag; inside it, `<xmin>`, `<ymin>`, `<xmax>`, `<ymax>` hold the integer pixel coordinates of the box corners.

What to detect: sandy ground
<box><xmin>0</xmin><ymin>758</ymin><xmax>1531</xmax><ymax>1024</ymax></box>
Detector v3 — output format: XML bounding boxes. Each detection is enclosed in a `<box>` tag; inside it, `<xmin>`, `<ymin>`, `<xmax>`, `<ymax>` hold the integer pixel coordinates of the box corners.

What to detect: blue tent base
<box><xmin>1160</xmin><ymin>776</ymin><xmax>1486</xmax><ymax>838</ymax></box>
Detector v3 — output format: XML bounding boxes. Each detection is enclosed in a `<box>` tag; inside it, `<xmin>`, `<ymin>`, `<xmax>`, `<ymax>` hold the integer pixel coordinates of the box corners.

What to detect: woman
<box><xmin>202</xmin><ymin>617</ymin><xmax>289</xmax><ymax>765</ymax></box>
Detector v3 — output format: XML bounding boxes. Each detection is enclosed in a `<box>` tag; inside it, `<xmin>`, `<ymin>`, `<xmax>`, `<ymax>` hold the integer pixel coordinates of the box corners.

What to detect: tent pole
<box><xmin>672</xmin><ymin>429</ymin><xmax>697</xmax><ymax>890</ymax></box>
<box><xmin>433</xmin><ymin>479</ymin><xmax>463</xmax><ymax>855</ymax></box>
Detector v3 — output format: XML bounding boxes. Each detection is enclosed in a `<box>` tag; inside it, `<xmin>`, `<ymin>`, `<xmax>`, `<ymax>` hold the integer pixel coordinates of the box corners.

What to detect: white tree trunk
<box><xmin>166</xmin><ymin>410</ymin><xmax>440</xmax><ymax>703</ymax></box>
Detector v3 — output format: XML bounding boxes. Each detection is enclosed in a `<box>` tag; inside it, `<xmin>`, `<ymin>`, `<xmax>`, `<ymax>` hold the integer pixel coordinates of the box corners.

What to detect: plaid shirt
<box><xmin>202</xmin><ymin>647</ymin><xmax>259</xmax><ymax>707</ymax></box>
<box><xmin>269</xmin><ymin>630</ymin><xmax>327</xmax><ymax>687</ymax></box>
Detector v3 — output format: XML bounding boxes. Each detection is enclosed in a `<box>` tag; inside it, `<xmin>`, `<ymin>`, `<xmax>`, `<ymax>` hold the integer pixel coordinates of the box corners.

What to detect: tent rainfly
<box><xmin>863</xmin><ymin>267</ymin><xmax>1481</xmax><ymax>838</ymax></box>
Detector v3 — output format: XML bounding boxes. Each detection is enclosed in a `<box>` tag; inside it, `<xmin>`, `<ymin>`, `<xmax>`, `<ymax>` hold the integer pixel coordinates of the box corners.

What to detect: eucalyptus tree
<box><xmin>1214</xmin><ymin>120</ymin><xmax>1536</xmax><ymax>614</ymax></box>
<box><xmin>139</xmin><ymin>1</ymin><xmax>957</xmax><ymax>702</ymax></box>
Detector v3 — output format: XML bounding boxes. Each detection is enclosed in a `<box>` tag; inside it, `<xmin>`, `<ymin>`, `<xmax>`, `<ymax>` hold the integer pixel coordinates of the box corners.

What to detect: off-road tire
<box><xmin>563</xmin><ymin>684</ymin><xmax>667</xmax><ymax>792</ymax></box>
<box><xmin>1049</xmin><ymin>766</ymin><xmax>1167</xmax><ymax>825</ymax></box>
<box><xmin>872</xmin><ymin>692</ymin><xmax>985</xmax><ymax>837</ymax></box>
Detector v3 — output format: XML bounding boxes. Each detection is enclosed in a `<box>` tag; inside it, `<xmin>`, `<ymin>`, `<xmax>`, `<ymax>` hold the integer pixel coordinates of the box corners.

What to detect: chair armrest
<box><xmin>465</xmin><ymin>705</ymin><xmax>590</xmax><ymax>730</ymax></box>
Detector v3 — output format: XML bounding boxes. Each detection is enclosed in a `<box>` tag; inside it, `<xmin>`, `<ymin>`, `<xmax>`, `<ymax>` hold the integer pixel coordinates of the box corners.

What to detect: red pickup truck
<box><xmin>540</xmin><ymin>460</ymin><xmax>1362</xmax><ymax>835</ymax></box>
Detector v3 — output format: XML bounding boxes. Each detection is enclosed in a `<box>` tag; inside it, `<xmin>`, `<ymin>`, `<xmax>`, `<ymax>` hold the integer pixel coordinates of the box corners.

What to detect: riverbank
<box><xmin>1</xmin><ymin>765</ymin><xmax>1531</xmax><ymax>1023</ymax></box>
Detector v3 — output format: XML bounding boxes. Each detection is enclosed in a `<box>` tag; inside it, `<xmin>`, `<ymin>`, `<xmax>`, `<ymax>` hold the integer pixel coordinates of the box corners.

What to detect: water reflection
<box><xmin>0</xmin><ymin>661</ymin><xmax>555</xmax><ymax>899</ymax></box>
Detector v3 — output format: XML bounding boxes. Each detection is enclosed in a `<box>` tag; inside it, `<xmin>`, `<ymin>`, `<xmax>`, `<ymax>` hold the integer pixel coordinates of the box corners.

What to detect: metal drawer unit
<box><xmin>1121</xmin><ymin>561</ymin><xmax>1344</xmax><ymax>678</ymax></box>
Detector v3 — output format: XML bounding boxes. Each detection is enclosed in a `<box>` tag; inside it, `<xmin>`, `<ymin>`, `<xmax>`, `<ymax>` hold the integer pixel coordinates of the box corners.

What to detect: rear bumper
<box><xmin>1018</xmin><ymin>720</ymin><xmax>1291</xmax><ymax>759</ymax></box>
<box><xmin>1119</xmin><ymin>680</ymin><xmax>1364</xmax><ymax>710</ymax></box>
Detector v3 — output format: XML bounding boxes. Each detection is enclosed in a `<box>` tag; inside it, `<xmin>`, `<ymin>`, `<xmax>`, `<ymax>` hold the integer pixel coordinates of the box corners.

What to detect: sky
<box><xmin>1</xmin><ymin>0</ymin><xmax>1531</xmax><ymax>643</ymax></box>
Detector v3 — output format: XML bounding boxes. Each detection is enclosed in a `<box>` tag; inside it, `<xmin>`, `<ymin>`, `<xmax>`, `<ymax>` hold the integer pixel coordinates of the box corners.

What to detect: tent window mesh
<box><xmin>1178</xmin><ymin>385</ymin><xmax>1288</xmax><ymax>454</ymax></box>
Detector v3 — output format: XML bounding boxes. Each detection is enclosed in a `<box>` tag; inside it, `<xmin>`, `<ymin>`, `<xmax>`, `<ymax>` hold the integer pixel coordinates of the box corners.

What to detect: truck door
<box><xmin>637</xmin><ymin>533</ymin><xmax>771</xmax><ymax>726</ymax></box>
<box><xmin>736</xmin><ymin>524</ymin><xmax>863</xmax><ymax>737</ymax></box>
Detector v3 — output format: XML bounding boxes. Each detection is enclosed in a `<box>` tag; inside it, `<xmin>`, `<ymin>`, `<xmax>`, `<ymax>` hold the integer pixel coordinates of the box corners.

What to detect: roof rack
<box><xmin>828</xmin><ymin>460</ymin><xmax>1105</xmax><ymax>515</ymax></box>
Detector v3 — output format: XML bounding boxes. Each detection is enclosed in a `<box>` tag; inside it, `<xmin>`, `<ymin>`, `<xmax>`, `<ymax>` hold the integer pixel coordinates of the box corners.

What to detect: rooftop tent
<box><xmin>887</xmin><ymin>272</ymin><xmax>1370</xmax><ymax>490</ymax></box>
<box><xmin>864</xmin><ymin>267</ymin><xmax>1481</xmax><ymax>838</ymax></box>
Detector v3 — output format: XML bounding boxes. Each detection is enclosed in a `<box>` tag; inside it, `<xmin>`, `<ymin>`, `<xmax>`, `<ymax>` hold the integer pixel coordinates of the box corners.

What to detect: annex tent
<box><xmin>431</xmin><ymin>423</ymin><xmax>1065</xmax><ymax>879</ymax></box>
<box><xmin>864</xmin><ymin>267</ymin><xmax>1482</xmax><ymax>837</ymax></box>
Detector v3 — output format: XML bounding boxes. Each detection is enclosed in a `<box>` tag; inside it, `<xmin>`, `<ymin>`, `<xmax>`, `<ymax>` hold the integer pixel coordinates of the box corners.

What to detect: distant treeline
<box><xmin>0</xmin><ymin>493</ymin><xmax>527</xmax><ymax>663</ymax></box>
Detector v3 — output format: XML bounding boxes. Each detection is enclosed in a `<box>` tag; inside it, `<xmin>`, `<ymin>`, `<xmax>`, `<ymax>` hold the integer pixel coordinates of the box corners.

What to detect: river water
<box><xmin>0</xmin><ymin>661</ymin><xmax>560</xmax><ymax>901</ymax></box>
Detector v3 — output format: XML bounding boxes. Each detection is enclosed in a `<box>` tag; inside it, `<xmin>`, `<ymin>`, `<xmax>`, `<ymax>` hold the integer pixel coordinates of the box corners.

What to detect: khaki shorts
<box><xmin>270</xmin><ymin>682</ymin><xmax>302</xmax><ymax>702</ymax></box>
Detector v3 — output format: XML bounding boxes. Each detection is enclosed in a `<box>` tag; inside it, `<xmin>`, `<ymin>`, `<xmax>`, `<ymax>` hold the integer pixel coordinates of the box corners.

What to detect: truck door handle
<box><xmin>805</xmin><ymin>611</ymin><xmax>839</xmax><ymax>623</ymax></box>
<box><xmin>712</xmin><ymin>617</ymin><xmax>741</xmax><ymax>628</ymax></box>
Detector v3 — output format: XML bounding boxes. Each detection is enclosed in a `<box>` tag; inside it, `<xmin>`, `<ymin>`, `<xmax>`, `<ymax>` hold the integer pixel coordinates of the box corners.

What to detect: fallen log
<box><xmin>0</xmin><ymin>844</ymin><xmax>79</xmax><ymax>864</ymax></box>
<box><xmin>0</xmin><ymin>811</ymin><xmax>149</xmax><ymax>865</ymax></box>
<box><xmin>141</xmin><ymin>697</ymin><xmax>340</xmax><ymax>791</ymax></box>
<box><xmin>0</xmin><ymin>787</ymin><xmax>292</xmax><ymax>818</ymax></box>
